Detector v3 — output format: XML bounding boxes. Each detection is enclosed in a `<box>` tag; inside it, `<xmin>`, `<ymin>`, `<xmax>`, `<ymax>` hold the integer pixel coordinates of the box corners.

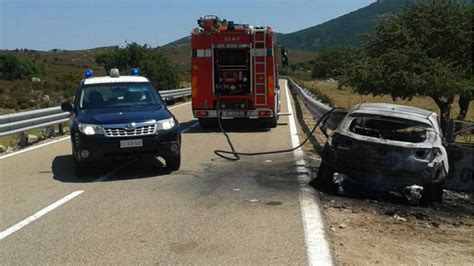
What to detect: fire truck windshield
<box><xmin>216</xmin><ymin>49</ymin><xmax>248</xmax><ymax>66</ymax></box>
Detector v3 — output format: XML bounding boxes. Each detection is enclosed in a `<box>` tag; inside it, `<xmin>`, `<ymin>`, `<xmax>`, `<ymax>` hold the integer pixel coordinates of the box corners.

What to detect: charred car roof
<box><xmin>349</xmin><ymin>103</ymin><xmax>440</xmax><ymax>131</ymax></box>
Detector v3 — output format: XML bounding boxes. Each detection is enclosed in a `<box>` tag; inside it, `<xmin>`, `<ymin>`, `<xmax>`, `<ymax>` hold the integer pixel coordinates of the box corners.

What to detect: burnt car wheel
<box><xmin>312</xmin><ymin>162</ymin><xmax>338</xmax><ymax>194</ymax></box>
<box><xmin>421</xmin><ymin>179</ymin><xmax>445</xmax><ymax>205</ymax></box>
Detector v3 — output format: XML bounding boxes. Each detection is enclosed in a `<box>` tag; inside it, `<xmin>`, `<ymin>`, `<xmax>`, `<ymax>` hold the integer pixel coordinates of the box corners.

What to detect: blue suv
<box><xmin>61</xmin><ymin>69</ymin><xmax>181</xmax><ymax>176</ymax></box>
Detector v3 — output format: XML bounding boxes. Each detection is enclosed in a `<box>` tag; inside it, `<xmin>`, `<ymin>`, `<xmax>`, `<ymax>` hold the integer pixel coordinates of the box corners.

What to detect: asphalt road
<box><xmin>0</xmin><ymin>80</ymin><xmax>329</xmax><ymax>265</ymax></box>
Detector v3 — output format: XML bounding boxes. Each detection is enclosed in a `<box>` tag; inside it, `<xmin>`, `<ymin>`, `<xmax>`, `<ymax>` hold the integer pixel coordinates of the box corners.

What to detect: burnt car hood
<box><xmin>76</xmin><ymin>105</ymin><xmax>171</xmax><ymax>124</ymax></box>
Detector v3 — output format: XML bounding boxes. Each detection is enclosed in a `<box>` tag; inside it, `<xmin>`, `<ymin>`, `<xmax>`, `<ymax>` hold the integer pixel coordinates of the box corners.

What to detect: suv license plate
<box><xmin>120</xmin><ymin>139</ymin><xmax>143</xmax><ymax>148</ymax></box>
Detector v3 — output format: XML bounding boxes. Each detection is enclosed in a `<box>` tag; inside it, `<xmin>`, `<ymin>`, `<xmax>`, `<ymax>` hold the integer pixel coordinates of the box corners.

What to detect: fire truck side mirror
<box><xmin>281</xmin><ymin>49</ymin><xmax>288</xmax><ymax>67</ymax></box>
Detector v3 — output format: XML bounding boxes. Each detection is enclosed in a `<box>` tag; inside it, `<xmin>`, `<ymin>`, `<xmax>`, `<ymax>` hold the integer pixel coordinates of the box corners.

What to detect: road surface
<box><xmin>0</xmin><ymin>80</ymin><xmax>331</xmax><ymax>265</ymax></box>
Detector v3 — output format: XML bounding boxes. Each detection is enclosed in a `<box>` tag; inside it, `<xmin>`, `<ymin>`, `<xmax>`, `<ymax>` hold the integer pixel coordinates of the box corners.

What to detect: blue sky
<box><xmin>0</xmin><ymin>0</ymin><xmax>374</xmax><ymax>51</ymax></box>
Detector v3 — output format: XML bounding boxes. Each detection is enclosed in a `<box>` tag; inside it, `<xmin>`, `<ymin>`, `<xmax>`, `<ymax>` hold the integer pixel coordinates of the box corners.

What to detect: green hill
<box><xmin>165</xmin><ymin>1</ymin><xmax>410</xmax><ymax>52</ymax></box>
<box><xmin>166</xmin><ymin>36</ymin><xmax>190</xmax><ymax>46</ymax></box>
<box><xmin>277</xmin><ymin>0</ymin><xmax>409</xmax><ymax>51</ymax></box>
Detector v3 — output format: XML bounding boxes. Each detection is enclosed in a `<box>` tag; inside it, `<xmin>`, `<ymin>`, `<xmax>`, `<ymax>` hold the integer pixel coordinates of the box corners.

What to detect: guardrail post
<box><xmin>44</xmin><ymin>126</ymin><xmax>55</xmax><ymax>138</ymax></box>
<box><xmin>19</xmin><ymin>132</ymin><xmax>27</xmax><ymax>148</ymax></box>
<box><xmin>58</xmin><ymin>123</ymin><xmax>64</xmax><ymax>135</ymax></box>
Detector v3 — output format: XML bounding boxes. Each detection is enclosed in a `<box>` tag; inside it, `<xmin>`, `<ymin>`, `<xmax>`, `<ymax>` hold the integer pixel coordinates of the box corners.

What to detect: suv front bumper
<box><xmin>71</xmin><ymin>129</ymin><xmax>180</xmax><ymax>162</ymax></box>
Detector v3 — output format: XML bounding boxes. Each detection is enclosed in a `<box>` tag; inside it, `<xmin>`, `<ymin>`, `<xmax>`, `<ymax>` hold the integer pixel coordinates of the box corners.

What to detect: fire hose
<box><xmin>213</xmin><ymin>98</ymin><xmax>342</xmax><ymax>161</ymax></box>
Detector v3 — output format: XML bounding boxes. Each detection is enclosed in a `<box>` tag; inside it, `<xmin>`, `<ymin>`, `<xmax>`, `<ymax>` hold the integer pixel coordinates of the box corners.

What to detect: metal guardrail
<box><xmin>0</xmin><ymin>88</ymin><xmax>191</xmax><ymax>137</ymax></box>
<box><xmin>285</xmin><ymin>78</ymin><xmax>346</xmax><ymax>131</ymax></box>
<box><xmin>160</xmin><ymin>87</ymin><xmax>191</xmax><ymax>101</ymax></box>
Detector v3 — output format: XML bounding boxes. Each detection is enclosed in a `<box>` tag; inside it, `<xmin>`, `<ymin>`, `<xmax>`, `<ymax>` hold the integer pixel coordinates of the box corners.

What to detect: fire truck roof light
<box><xmin>228</xmin><ymin>21</ymin><xmax>234</xmax><ymax>27</ymax></box>
<box><xmin>84</xmin><ymin>69</ymin><xmax>93</xmax><ymax>78</ymax></box>
<box><xmin>110</xmin><ymin>68</ymin><xmax>120</xmax><ymax>77</ymax></box>
<box><xmin>130</xmin><ymin>68</ymin><xmax>139</xmax><ymax>75</ymax></box>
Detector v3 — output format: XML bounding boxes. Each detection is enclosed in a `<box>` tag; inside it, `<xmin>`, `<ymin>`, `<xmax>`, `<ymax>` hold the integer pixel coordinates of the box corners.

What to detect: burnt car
<box><xmin>317</xmin><ymin>103</ymin><xmax>449</xmax><ymax>204</ymax></box>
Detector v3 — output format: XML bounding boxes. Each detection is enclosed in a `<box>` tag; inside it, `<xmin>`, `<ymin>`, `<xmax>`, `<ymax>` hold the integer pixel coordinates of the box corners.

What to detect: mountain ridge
<box><xmin>165</xmin><ymin>0</ymin><xmax>409</xmax><ymax>51</ymax></box>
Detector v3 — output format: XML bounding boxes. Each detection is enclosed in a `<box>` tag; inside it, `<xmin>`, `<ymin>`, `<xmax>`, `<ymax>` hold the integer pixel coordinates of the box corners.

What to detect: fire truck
<box><xmin>191</xmin><ymin>16</ymin><xmax>281</xmax><ymax>128</ymax></box>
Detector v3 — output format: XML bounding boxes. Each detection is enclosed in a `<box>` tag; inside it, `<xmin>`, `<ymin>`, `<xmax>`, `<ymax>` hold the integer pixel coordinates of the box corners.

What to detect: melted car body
<box><xmin>319</xmin><ymin>103</ymin><xmax>448</xmax><ymax>203</ymax></box>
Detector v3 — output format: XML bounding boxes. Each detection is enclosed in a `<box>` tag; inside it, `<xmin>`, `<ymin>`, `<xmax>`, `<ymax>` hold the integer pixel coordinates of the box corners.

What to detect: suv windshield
<box><xmin>349</xmin><ymin>115</ymin><xmax>432</xmax><ymax>143</ymax></box>
<box><xmin>78</xmin><ymin>82</ymin><xmax>162</xmax><ymax>109</ymax></box>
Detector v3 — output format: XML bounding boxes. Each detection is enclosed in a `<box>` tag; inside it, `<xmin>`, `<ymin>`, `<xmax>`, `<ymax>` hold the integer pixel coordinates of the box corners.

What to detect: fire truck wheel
<box><xmin>265</xmin><ymin>116</ymin><xmax>278</xmax><ymax>128</ymax></box>
<box><xmin>198</xmin><ymin>118</ymin><xmax>216</xmax><ymax>129</ymax></box>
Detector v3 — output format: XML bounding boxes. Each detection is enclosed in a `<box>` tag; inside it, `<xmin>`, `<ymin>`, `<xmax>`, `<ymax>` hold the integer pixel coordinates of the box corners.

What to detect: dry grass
<box><xmin>0</xmin><ymin>108</ymin><xmax>14</xmax><ymax>115</ymax></box>
<box><xmin>284</xmin><ymin>49</ymin><xmax>318</xmax><ymax>65</ymax></box>
<box><xmin>0</xmin><ymin>128</ymin><xmax>45</xmax><ymax>149</ymax></box>
<box><xmin>300</xmin><ymin>79</ymin><xmax>474</xmax><ymax>121</ymax></box>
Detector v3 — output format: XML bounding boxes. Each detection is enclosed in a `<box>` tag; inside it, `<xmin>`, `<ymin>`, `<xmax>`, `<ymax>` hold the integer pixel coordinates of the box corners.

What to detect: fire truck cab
<box><xmin>191</xmin><ymin>16</ymin><xmax>280</xmax><ymax>128</ymax></box>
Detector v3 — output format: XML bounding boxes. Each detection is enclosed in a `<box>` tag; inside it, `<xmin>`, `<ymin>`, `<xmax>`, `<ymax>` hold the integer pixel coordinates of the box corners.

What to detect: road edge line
<box><xmin>284</xmin><ymin>80</ymin><xmax>333</xmax><ymax>266</ymax></box>
<box><xmin>0</xmin><ymin>136</ymin><xmax>70</xmax><ymax>160</ymax></box>
<box><xmin>0</xmin><ymin>190</ymin><xmax>84</xmax><ymax>240</ymax></box>
<box><xmin>168</xmin><ymin>101</ymin><xmax>191</xmax><ymax>110</ymax></box>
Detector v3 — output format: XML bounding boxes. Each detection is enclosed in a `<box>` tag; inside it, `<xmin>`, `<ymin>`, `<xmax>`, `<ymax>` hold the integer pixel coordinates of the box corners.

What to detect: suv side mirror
<box><xmin>61</xmin><ymin>101</ymin><xmax>74</xmax><ymax>112</ymax></box>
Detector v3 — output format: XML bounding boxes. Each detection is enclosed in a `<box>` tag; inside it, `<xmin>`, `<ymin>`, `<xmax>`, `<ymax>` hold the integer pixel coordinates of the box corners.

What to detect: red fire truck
<box><xmin>191</xmin><ymin>16</ymin><xmax>280</xmax><ymax>128</ymax></box>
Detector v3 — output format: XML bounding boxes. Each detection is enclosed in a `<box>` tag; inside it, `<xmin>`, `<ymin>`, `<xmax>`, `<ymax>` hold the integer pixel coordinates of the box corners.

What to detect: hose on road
<box><xmin>213</xmin><ymin>99</ymin><xmax>342</xmax><ymax>161</ymax></box>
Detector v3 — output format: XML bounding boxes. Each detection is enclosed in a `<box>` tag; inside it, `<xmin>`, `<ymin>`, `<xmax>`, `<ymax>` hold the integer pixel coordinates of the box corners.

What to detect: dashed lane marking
<box><xmin>0</xmin><ymin>190</ymin><xmax>84</xmax><ymax>240</ymax></box>
<box><xmin>0</xmin><ymin>117</ymin><xmax>198</xmax><ymax>240</ymax></box>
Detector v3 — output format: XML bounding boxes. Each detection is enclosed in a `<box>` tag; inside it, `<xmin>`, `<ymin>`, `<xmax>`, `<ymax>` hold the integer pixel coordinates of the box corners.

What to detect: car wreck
<box><xmin>317</xmin><ymin>103</ymin><xmax>449</xmax><ymax>204</ymax></box>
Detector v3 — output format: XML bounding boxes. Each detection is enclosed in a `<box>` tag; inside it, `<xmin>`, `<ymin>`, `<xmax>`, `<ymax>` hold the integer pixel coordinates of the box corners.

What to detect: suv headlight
<box><xmin>157</xmin><ymin>118</ymin><xmax>175</xmax><ymax>131</ymax></box>
<box><xmin>78</xmin><ymin>123</ymin><xmax>104</xmax><ymax>135</ymax></box>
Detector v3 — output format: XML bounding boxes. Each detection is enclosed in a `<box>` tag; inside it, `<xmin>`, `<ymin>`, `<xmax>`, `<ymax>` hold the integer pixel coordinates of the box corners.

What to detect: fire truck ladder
<box><xmin>253</xmin><ymin>28</ymin><xmax>267</xmax><ymax>106</ymax></box>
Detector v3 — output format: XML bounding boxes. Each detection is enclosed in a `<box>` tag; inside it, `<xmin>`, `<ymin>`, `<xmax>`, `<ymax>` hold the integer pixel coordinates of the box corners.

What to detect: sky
<box><xmin>0</xmin><ymin>0</ymin><xmax>375</xmax><ymax>51</ymax></box>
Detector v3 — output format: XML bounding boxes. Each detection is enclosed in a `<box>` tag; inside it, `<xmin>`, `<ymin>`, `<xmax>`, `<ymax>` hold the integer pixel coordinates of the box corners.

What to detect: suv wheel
<box><xmin>75</xmin><ymin>160</ymin><xmax>93</xmax><ymax>178</ymax></box>
<box><xmin>165</xmin><ymin>153</ymin><xmax>181</xmax><ymax>171</ymax></box>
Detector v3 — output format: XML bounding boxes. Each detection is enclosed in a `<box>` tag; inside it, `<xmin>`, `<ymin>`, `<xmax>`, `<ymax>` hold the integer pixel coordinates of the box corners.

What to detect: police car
<box><xmin>61</xmin><ymin>68</ymin><xmax>181</xmax><ymax>176</ymax></box>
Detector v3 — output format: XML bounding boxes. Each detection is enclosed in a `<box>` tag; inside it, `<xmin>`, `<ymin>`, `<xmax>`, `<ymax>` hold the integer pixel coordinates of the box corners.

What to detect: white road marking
<box><xmin>0</xmin><ymin>137</ymin><xmax>69</xmax><ymax>160</ymax></box>
<box><xmin>0</xmin><ymin>101</ymin><xmax>194</xmax><ymax>239</ymax></box>
<box><xmin>181</xmin><ymin>122</ymin><xmax>199</xmax><ymax>133</ymax></box>
<box><xmin>284</xmin><ymin>80</ymin><xmax>333</xmax><ymax>266</ymax></box>
<box><xmin>0</xmin><ymin>190</ymin><xmax>84</xmax><ymax>240</ymax></box>
<box><xmin>0</xmin><ymin>101</ymin><xmax>192</xmax><ymax>160</ymax></box>
<box><xmin>168</xmin><ymin>101</ymin><xmax>191</xmax><ymax>110</ymax></box>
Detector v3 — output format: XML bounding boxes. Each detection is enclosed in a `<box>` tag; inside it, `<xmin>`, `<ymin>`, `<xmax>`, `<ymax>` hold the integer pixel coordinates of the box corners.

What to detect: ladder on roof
<box><xmin>253</xmin><ymin>28</ymin><xmax>267</xmax><ymax>106</ymax></box>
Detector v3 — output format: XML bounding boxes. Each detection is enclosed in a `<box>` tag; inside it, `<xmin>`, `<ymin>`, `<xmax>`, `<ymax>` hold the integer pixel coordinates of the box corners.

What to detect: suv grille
<box><xmin>103</xmin><ymin>121</ymin><xmax>156</xmax><ymax>137</ymax></box>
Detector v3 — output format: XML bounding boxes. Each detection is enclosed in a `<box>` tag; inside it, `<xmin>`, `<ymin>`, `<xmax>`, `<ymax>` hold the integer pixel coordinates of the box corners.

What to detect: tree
<box><xmin>311</xmin><ymin>47</ymin><xmax>355</xmax><ymax>79</ymax></box>
<box><xmin>141</xmin><ymin>50</ymin><xmax>179</xmax><ymax>90</ymax></box>
<box><xmin>95</xmin><ymin>42</ymin><xmax>180</xmax><ymax>90</ymax></box>
<box><xmin>0</xmin><ymin>55</ymin><xmax>43</xmax><ymax>80</ymax></box>
<box><xmin>342</xmin><ymin>1</ymin><xmax>473</xmax><ymax>134</ymax></box>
